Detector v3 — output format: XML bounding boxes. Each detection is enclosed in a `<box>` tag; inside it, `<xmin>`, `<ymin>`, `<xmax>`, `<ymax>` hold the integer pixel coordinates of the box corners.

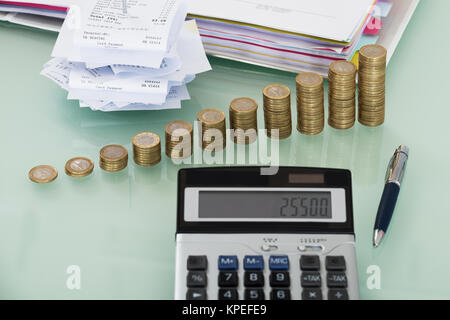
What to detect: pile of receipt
<box><xmin>41</xmin><ymin>0</ymin><xmax>211</xmax><ymax>111</ymax></box>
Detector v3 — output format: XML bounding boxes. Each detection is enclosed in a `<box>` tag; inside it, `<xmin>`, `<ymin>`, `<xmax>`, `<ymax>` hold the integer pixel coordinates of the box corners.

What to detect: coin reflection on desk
<box><xmin>29</xmin><ymin>165</ymin><xmax>58</xmax><ymax>184</ymax></box>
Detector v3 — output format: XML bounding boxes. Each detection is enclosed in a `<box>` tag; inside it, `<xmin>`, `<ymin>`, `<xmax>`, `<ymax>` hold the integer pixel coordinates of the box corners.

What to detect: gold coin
<box><xmin>263</xmin><ymin>84</ymin><xmax>290</xmax><ymax>99</ymax></box>
<box><xmin>329</xmin><ymin>61</ymin><xmax>357</xmax><ymax>75</ymax></box>
<box><xmin>100</xmin><ymin>145</ymin><xmax>128</xmax><ymax>161</ymax></box>
<box><xmin>133</xmin><ymin>132</ymin><xmax>160</xmax><ymax>149</ymax></box>
<box><xmin>198</xmin><ymin>109</ymin><xmax>226</xmax><ymax>124</ymax></box>
<box><xmin>65</xmin><ymin>157</ymin><xmax>94</xmax><ymax>177</ymax></box>
<box><xmin>296</xmin><ymin>72</ymin><xmax>323</xmax><ymax>87</ymax></box>
<box><xmin>29</xmin><ymin>165</ymin><xmax>58</xmax><ymax>184</ymax></box>
<box><xmin>359</xmin><ymin>45</ymin><xmax>387</xmax><ymax>61</ymax></box>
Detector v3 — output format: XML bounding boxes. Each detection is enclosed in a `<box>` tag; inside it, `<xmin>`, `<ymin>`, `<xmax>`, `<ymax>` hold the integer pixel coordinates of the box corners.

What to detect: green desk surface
<box><xmin>0</xmin><ymin>1</ymin><xmax>449</xmax><ymax>300</ymax></box>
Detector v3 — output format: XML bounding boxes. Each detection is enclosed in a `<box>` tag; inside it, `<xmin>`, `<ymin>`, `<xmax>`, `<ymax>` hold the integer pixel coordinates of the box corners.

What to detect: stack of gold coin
<box><xmin>358</xmin><ymin>44</ymin><xmax>387</xmax><ymax>127</ymax></box>
<box><xmin>296</xmin><ymin>72</ymin><xmax>324</xmax><ymax>135</ymax></box>
<box><xmin>263</xmin><ymin>84</ymin><xmax>291</xmax><ymax>139</ymax></box>
<box><xmin>65</xmin><ymin>157</ymin><xmax>94</xmax><ymax>178</ymax></box>
<box><xmin>198</xmin><ymin>109</ymin><xmax>226</xmax><ymax>151</ymax></box>
<box><xmin>165</xmin><ymin>121</ymin><xmax>193</xmax><ymax>159</ymax></box>
<box><xmin>99</xmin><ymin>144</ymin><xmax>128</xmax><ymax>172</ymax></box>
<box><xmin>328</xmin><ymin>61</ymin><xmax>357</xmax><ymax>129</ymax></box>
<box><xmin>132</xmin><ymin>132</ymin><xmax>161</xmax><ymax>166</ymax></box>
<box><xmin>29</xmin><ymin>165</ymin><xmax>58</xmax><ymax>184</ymax></box>
<box><xmin>229</xmin><ymin>97</ymin><xmax>258</xmax><ymax>144</ymax></box>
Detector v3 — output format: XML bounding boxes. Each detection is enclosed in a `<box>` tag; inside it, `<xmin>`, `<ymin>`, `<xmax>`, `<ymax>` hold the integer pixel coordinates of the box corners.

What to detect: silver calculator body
<box><xmin>174</xmin><ymin>167</ymin><xmax>359</xmax><ymax>300</ymax></box>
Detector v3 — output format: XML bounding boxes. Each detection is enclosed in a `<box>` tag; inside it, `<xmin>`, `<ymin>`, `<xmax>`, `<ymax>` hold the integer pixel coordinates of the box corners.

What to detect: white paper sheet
<box><xmin>189</xmin><ymin>0</ymin><xmax>375</xmax><ymax>42</ymax></box>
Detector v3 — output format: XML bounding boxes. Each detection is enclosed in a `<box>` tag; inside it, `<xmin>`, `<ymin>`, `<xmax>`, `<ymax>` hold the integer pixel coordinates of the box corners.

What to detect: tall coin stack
<box><xmin>328</xmin><ymin>61</ymin><xmax>357</xmax><ymax>129</ymax></box>
<box><xmin>198</xmin><ymin>109</ymin><xmax>227</xmax><ymax>151</ymax></box>
<box><xmin>229</xmin><ymin>97</ymin><xmax>258</xmax><ymax>144</ymax></box>
<box><xmin>263</xmin><ymin>84</ymin><xmax>292</xmax><ymax>139</ymax></box>
<box><xmin>165</xmin><ymin>121</ymin><xmax>193</xmax><ymax>159</ymax></box>
<box><xmin>358</xmin><ymin>44</ymin><xmax>387</xmax><ymax>127</ymax></box>
<box><xmin>132</xmin><ymin>132</ymin><xmax>161</xmax><ymax>166</ymax></box>
<box><xmin>296</xmin><ymin>72</ymin><xmax>324</xmax><ymax>135</ymax></box>
<box><xmin>100</xmin><ymin>144</ymin><xmax>128</xmax><ymax>172</ymax></box>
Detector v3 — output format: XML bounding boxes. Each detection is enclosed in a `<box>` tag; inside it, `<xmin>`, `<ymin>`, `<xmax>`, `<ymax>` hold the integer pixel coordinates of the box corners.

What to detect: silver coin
<box><xmin>201</xmin><ymin>110</ymin><xmax>223</xmax><ymax>122</ymax></box>
<box><xmin>70</xmin><ymin>159</ymin><xmax>91</xmax><ymax>172</ymax></box>
<box><xmin>232</xmin><ymin>98</ymin><xmax>257</xmax><ymax>111</ymax></box>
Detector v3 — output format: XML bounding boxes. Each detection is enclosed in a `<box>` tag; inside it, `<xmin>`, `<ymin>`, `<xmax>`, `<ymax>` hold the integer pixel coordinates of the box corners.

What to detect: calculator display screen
<box><xmin>198</xmin><ymin>191</ymin><xmax>332</xmax><ymax>219</ymax></box>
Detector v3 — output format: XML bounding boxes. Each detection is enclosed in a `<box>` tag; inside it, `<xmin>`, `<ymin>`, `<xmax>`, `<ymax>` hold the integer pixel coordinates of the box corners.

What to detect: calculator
<box><xmin>174</xmin><ymin>167</ymin><xmax>359</xmax><ymax>300</ymax></box>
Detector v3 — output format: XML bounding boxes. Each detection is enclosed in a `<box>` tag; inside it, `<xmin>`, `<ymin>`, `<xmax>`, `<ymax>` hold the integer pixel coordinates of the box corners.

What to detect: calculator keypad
<box><xmin>185</xmin><ymin>254</ymin><xmax>350</xmax><ymax>300</ymax></box>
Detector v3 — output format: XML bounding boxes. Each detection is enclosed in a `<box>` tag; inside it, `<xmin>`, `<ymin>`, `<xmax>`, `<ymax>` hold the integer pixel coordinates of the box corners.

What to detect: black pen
<box><xmin>373</xmin><ymin>145</ymin><xmax>409</xmax><ymax>248</ymax></box>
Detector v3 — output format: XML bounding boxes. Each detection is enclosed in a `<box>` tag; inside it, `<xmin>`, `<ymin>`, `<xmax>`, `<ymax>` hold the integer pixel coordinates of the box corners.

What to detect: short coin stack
<box><xmin>99</xmin><ymin>144</ymin><xmax>128</xmax><ymax>172</ymax></box>
<box><xmin>165</xmin><ymin>121</ymin><xmax>193</xmax><ymax>159</ymax></box>
<box><xmin>263</xmin><ymin>84</ymin><xmax>292</xmax><ymax>139</ymax></box>
<box><xmin>296</xmin><ymin>72</ymin><xmax>324</xmax><ymax>135</ymax></box>
<box><xmin>358</xmin><ymin>44</ymin><xmax>387</xmax><ymax>127</ymax></box>
<box><xmin>65</xmin><ymin>157</ymin><xmax>94</xmax><ymax>178</ymax></box>
<box><xmin>328</xmin><ymin>61</ymin><xmax>357</xmax><ymax>129</ymax></box>
<box><xmin>229</xmin><ymin>97</ymin><xmax>258</xmax><ymax>144</ymax></box>
<box><xmin>132</xmin><ymin>132</ymin><xmax>161</xmax><ymax>166</ymax></box>
<box><xmin>198</xmin><ymin>109</ymin><xmax>227</xmax><ymax>151</ymax></box>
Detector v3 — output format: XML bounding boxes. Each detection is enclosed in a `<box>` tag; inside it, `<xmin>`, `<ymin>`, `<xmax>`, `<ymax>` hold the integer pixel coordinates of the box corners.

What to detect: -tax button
<box><xmin>218</xmin><ymin>255</ymin><xmax>238</xmax><ymax>270</ymax></box>
<box><xmin>269</xmin><ymin>255</ymin><xmax>289</xmax><ymax>270</ymax></box>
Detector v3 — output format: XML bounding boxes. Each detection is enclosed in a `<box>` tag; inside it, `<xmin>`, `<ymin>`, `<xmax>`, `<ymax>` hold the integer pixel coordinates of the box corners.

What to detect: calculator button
<box><xmin>218</xmin><ymin>288</ymin><xmax>239</xmax><ymax>300</ymax></box>
<box><xmin>270</xmin><ymin>289</ymin><xmax>291</xmax><ymax>300</ymax></box>
<box><xmin>300</xmin><ymin>255</ymin><xmax>320</xmax><ymax>271</ymax></box>
<box><xmin>269</xmin><ymin>255</ymin><xmax>289</xmax><ymax>270</ymax></box>
<box><xmin>327</xmin><ymin>272</ymin><xmax>348</xmax><ymax>288</ymax></box>
<box><xmin>302</xmin><ymin>288</ymin><xmax>323</xmax><ymax>300</ymax></box>
<box><xmin>187</xmin><ymin>255</ymin><xmax>207</xmax><ymax>271</ymax></box>
<box><xmin>244</xmin><ymin>271</ymin><xmax>265</xmax><ymax>287</ymax></box>
<box><xmin>186</xmin><ymin>288</ymin><xmax>207</xmax><ymax>300</ymax></box>
<box><xmin>269</xmin><ymin>271</ymin><xmax>290</xmax><ymax>287</ymax></box>
<box><xmin>186</xmin><ymin>271</ymin><xmax>207</xmax><ymax>288</ymax></box>
<box><xmin>301</xmin><ymin>272</ymin><xmax>322</xmax><ymax>288</ymax></box>
<box><xmin>328</xmin><ymin>288</ymin><xmax>349</xmax><ymax>300</ymax></box>
<box><xmin>325</xmin><ymin>256</ymin><xmax>346</xmax><ymax>271</ymax></box>
<box><xmin>244</xmin><ymin>255</ymin><xmax>264</xmax><ymax>270</ymax></box>
<box><xmin>218</xmin><ymin>271</ymin><xmax>238</xmax><ymax>287</ymax></box>
<box><xmin>244</xmin><ymin>289</ymin><xmax>265</xmax><ymax>300</ymax></box>
<box><xmin>218</xmin><ymin>255</ymin><xmax>238</xmax><ymax>270</ymax></box>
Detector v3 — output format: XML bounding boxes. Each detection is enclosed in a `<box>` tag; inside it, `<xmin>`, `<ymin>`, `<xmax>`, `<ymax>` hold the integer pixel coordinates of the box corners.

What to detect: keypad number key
<box><xmin>218</xmin><ymin>271</ymin><xmax>238</xmax><ymax>287</ymax></box>
<box><xmin>245</xmin><ymin>288</ymin><xmax>265</xmax><ymax>300</ymax></box>
<box><xmin>270</xmin><ymin>289</ymin><xmax>291</xmax><ymax>300</ymax></box>
<box><xmin>269</xmin><ymin>271</ymin><xmax>290</xmax><ymax>287</ymax></box>
<box><xmin>244</xmin><ymin>271</ymin><xmax>265</xmax><ymax>287</ymax></box>
<box><xmin>186</xmin><ymin>271</ymin><xmax>207</xmax><ymax>288</ymax></box>
<box><xmin>301</xmin><ymin>272</ymin><xmax>322</xmax><ymax>288</ymax></box>
<box><xmin>218</xmin><ymin>288</ymin><xmax>238</xmax><ymax>300</ymax></box>
<box><xmin>327</xmin><ymin>272</ymin><xmax>348</xmax><ymax>288</ymax></box>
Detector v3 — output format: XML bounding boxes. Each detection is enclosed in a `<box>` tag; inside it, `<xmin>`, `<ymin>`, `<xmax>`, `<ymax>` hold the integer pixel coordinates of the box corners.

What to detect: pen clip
<box><xmin>384</xmin><ymin>153</ymin><xmax>395</xmax><ymax>182</ymax></box>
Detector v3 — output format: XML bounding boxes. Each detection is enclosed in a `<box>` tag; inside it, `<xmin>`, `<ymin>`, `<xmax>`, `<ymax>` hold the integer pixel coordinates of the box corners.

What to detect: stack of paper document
<box><xmin>188</xmin><ymin>0</ymin><xmax>403</xmax><ymax>76</ymax></box>
<box><xmin>40</xmin><ymin>0</ymin><xmax>211</xmax><ymax>111</ymax></box>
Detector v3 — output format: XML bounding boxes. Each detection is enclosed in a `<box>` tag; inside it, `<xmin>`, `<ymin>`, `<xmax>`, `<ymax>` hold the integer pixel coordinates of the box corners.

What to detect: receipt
<box><xmin>68</xmin><ymin>64</ymin><xmax>170</xmax><ymax>104</ymax></box>
<box><xmin>74</xmin><ymin>0</ymin><xmax>188</xmax><ymax>68</ymax></box>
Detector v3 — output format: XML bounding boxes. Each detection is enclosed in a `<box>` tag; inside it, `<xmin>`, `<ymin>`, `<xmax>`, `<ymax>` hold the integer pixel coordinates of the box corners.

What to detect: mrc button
<box><xmin>218</xmin><ymin>256</ymin><xmax>238</xmax><ymax>270</ymax></box>
<box><xmin>269</xmin><ymin>255</ymin><xmax>289</xmax><ymax>270</ymax></box>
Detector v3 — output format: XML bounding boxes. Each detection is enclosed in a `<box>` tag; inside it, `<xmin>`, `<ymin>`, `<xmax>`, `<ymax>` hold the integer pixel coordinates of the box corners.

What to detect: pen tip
<box><xmin>373</xmin><ymin>229</ymin><xmax>385</xmax><ymax>248</ymax></box>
